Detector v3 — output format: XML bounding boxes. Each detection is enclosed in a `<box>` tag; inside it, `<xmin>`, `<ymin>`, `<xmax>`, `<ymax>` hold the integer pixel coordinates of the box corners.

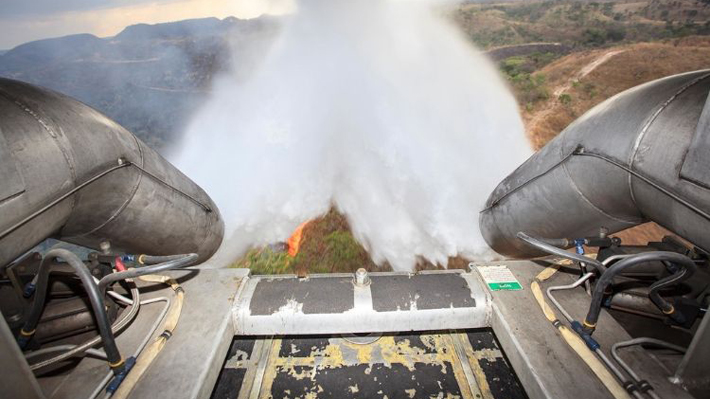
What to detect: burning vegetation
<box><xmin>232</xmin><ymin>210</ymin><xmax>386</xmax><ymax>275</ymax></box>
<box><xmin>232</xmin><ymin>209</ymin><xmax>480</xmax><ymax>275</ymax></box>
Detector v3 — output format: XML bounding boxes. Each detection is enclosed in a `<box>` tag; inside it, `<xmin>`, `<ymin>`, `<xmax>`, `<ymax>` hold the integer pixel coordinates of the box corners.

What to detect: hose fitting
<box><xmin>114</xmin><ymin>257</ymin><xmax>127</xmax><ymax>272</ymax></box>
<box><xmin>571</xmin><ymin>321</ymin><xmax>600</xmax><ymax>350</ymax></box>
<box><xmin>22</xmin><ymin>282</ymin><xmax>36</xmax><ymax>298</ymax></box>
<box><xmin>582</xmin><ymin>320</ymin><xmax>596</xmax><ymax>335</ymax></box>
<box><xmin>664</xmin><ymin>302</ymin><xmax>688</xmax><ymax>325</ymax></box>
<box><xmin>16</xmin><ymin>328</ymin><xmax>35</xmax><ymax>349</ymax></box>
<box><xmin>637</xmin><ymin>380</ymin><xmax>652</xmax><ymax>393</ymax></box>
<box><xmin>622</xmin><ymin>381</ymin><xmax>638</xmax><ymax>394</ymax></box>
<box><xmin>106</xmin><ymin>356</ymin><xmax>136</xmax><ymax>395</ymax></box>
<box><xmin>574</xmin><ymin>239</ymin><xmax>585</xmax><ymax>255</ymax></box>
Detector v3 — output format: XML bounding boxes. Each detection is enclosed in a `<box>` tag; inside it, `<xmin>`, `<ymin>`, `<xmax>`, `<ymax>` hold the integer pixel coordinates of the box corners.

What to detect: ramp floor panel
<box><xmin>211</xmin><ymin>329</ymin><xmax>527</xmax><ymax>399</ymax></box>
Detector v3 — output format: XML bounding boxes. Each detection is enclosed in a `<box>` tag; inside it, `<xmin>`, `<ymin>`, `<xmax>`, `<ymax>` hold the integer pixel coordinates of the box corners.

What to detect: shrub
<box><xmin>606</xmin><ymin>27</ymin><xmax>627</xmax><ymax>41</ymax></box>
<box><xmin>321</xmin><ymin>231</ymin><xmax>369</xmax><ymax>273</ymax></box>
<box><xmin>507</xmin><ymin>72</ymin><xmax>550</xmax><ymax>108</ymax></box>
<box><xmin>583</xmin><ymin>28</ymin><xmax>607</xmax><ymax>45</ymax></box>
<box><xmin>558</xmin><ymin>93</ymin><xmax>572</xmax><ymax>105</ymax></box>
<box><xmin>232</xmin><ymin>246</ymin><xmax>292</xmax><ymax>275</ymax></box>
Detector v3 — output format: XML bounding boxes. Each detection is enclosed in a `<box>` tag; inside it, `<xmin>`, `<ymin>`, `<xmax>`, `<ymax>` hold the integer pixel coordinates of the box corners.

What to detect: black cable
<box><xmin>517</xmin><ymin>232</ymin><xmax>607</xmax><ymax>273</ymax></box>
<box><xmin>98</xmin><ymin>253</ymin><xmax>197</xmax><ymax>295</ymax></box>
<box><xmin>18</xmin><ymin>249</ymin><xmax>125</xmax><ymax>374</ymax></box>
<box><xmin>583</xmin><ymin>251</ymin><xmax>696</xmax><ymax>333</ymax></box>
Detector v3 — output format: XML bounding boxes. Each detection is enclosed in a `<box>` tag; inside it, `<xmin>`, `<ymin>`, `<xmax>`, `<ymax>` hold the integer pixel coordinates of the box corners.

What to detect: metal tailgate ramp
<box><xmin>213</xmin><ymin>268</ymin><xmax>528</xmax><ymax>399</ymax></box>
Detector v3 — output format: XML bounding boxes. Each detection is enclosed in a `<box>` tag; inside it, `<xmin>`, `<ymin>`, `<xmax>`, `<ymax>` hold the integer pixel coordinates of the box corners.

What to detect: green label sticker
<box><xmin>487</xmin><ymin>282</ymin><xmax>522</xmax><ymax>290</ymax></box>
<box><xmin>476</xmin><ymin>265</ymin><xmax>523</xmax><ymax>291</ymax></box>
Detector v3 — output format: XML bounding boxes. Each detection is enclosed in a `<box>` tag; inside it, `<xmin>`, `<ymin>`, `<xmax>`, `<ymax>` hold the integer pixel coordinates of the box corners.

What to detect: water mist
<box><xmin>172</xmin><ymin>0</ymin><xmax>532</xmax><ymax>271</ymax></box>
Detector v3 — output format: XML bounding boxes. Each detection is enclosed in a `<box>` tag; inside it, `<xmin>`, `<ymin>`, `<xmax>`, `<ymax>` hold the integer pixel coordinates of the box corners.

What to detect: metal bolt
<box><xmin>99</xmin><ymin>240</ymin><xmax>111</xmax><ymax>254</ymax></box>
<box><xmin>354</xmin><ymin>268</ymin><xmax>370</xmax><ymax>287</ymax></box>
<box><xmin>599</xmin><ymin>226</ymin><xmax>609</xmax><ymax>238</ymax></box>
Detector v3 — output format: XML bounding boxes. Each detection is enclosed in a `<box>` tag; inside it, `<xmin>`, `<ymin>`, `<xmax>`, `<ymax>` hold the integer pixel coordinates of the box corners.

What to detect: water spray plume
<box><xmin>172</xmin><ymin>0</ymin><xmax>531</xmax><ymax>271</ymax></box>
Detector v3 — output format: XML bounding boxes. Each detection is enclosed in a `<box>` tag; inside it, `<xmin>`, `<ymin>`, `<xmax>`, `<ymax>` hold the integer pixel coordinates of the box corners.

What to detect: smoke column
<box><xmin>172</xmin><ymin>0</ymin><xmax>531</xmax><ymax>270</ymax></box>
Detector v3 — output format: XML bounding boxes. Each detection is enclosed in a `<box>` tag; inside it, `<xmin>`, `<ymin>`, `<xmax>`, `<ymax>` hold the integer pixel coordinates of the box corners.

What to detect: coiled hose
<box><xmin>583</xmin><ymin>251</ymin><xmax>697</xmax><ymax>334</ymax></box>
<box><xmin>29</xmin><ymin>284</ymin><xmax>140</xmax><ymax>372</ymax></box>
<box><xmin>648</xmin><ymin>261</ymin><xmax>695</xmax><ymax>317</ymax></box>
<box><xmin>19</xmin><ymin>249</ymin><xmax>127</xmax><ymax>374</ymax></box>
<box><xmin>26</xmin><ymin>252</ymin><xmax>197</xmax><ymax>373</ymax></box>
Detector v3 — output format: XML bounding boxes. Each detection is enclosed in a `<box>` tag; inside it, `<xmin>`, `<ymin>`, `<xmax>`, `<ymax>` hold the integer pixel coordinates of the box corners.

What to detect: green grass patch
<box><xmin>231</xmin><ymin>246</ymin><xmax>292</xmax><ymax>275</ymax></box>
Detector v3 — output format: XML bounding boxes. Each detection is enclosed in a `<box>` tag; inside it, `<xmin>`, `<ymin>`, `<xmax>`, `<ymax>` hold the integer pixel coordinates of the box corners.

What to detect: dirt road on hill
<box><xmin>526</xmin><ymin>49</ymin><xmax>626</xmax><ymax>147</ymax></box>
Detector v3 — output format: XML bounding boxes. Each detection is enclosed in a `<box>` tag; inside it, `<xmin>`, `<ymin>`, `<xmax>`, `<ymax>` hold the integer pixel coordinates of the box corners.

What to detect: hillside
<box><xmin>2</xmin><ymin>0</ymin><xmax>706</xmax><ymax>151</ymax></box>
<box><xmin>522</xmin><ymin>36</ymin><xmax>710</xmax><ymax>148</ymax></box>
<box><xmin>0</xmin><ymin>17</ymin><xmax>277</xmax><ymax>151</ymax></box>
<box><xmin>453</xmin><ymin>0</ymin><xmax>710</xmax><ymax>49</ymax></box>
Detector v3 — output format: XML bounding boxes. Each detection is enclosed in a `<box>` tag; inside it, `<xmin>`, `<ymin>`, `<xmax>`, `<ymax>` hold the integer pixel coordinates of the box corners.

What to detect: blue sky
<box><xmin>3</xmin><ymin>0</ymin><xmax>156</xmax><ymax>16</ymax></box>
<box><xmin>0</xmin><ymin>0</ymin><xmax>293</xmax><ymax>49</ymax></box>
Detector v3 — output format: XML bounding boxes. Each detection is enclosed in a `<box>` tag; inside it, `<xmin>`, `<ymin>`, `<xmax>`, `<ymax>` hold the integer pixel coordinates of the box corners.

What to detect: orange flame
<box><xmin>287</xmin><ymin>221</ymin><xmax>310</xmax><ymax>257</ymax></box>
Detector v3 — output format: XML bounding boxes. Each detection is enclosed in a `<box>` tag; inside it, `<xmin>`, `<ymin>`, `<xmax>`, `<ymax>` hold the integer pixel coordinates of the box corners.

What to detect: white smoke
<box><xmin>172</xmin><ymin>0</ymin><xmax>531</xmax><ymax>271</ymax></box>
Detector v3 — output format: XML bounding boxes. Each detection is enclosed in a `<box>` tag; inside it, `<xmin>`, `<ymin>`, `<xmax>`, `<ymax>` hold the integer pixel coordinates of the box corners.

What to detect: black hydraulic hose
<box><xmin>516</xmin><ymin>232</ymin><xmax>607</xmax><ymax>273</ymax></box>
<box><xmin>98</xmin><ymin>253</ymin><xmax>197</xmax><ymax>295</ymax></box>
<box><xmin>583</xmin><ymin>251</ymin><xmax>696</xmax><ymax>333</ymax></box>
<box><xmin>18</xmin><ymin>249</ymin><xmax>125</xmax><ymax>374</ymax></box>
<box><xmin>648</xmin><ymin>261</ymin><xmax>696</xmax><ymax>317</ymax></box>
